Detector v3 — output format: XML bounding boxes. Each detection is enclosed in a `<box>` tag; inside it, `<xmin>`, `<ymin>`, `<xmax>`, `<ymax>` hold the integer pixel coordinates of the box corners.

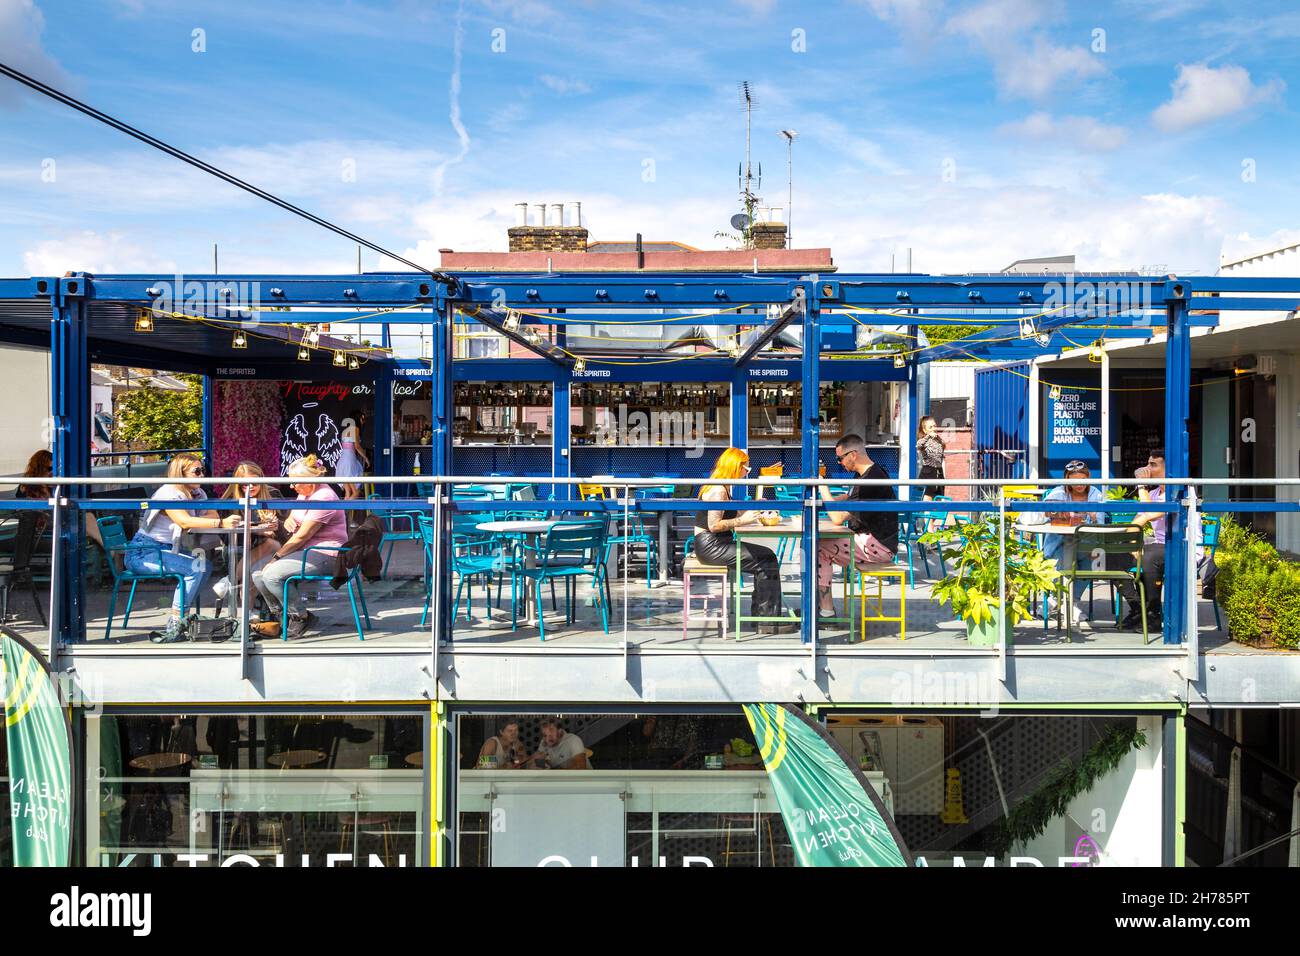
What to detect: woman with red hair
<box><xmin>691</xmin><ymin>448</ymin><xmax>793</xmax><ymax>633</ymax></box>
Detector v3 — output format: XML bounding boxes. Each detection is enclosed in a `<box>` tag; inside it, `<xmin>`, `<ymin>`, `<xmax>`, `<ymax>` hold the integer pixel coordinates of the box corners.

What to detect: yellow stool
<box><xmin>858</xmin><ymin>563</ymin><xmax>906</xmax><ymax>641</ymax></box>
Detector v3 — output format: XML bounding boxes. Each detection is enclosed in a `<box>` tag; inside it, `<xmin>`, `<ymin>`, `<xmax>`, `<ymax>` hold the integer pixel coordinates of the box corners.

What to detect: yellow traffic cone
<box><xmin>940</xmin><ymin>768</ymin><xmax>969</xmax><ymax>825</ymax></box>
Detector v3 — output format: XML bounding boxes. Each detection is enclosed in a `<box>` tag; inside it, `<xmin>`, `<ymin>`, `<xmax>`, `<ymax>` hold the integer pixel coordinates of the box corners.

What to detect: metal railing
<box><xmin>4</xmin><ymin>472</ymin><xmax>1291</xmax><ymax>663</ymax></box>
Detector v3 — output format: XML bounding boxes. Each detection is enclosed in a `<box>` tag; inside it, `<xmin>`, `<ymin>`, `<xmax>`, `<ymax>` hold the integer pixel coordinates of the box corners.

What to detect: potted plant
<box><xmin>920</xmin><ymin>515</ymin><xmax>1061</xmax><ymax>645</ymax></box>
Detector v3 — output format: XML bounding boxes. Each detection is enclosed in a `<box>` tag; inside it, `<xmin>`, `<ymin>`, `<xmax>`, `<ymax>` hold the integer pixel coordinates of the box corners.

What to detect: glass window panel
<box><xmin>88</xmin><ymin>713</ymin><xmax>425</xmax><ymax>867</ymax></box>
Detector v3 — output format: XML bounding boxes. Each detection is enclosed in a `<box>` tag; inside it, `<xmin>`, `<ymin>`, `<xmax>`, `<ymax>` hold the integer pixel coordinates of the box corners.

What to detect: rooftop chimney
<box><xmin>750</xmin><ymin>209</ymin><xmax>788</xmax><ymax>250</ymax></box>
<box><xmin>508</xmin><ymin>200</ymin><xmax>590</xmax><ymax>252</ymax></box>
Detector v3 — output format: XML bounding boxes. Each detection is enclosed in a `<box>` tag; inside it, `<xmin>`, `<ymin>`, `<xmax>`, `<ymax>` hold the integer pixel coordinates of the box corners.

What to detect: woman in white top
<box><xmin>126</xmin><ymin>453</ymin><xmax>238</xmax><ymax>643</ymax></box>
<box><xmin>336</xmin><ymin>417</ymin><xmax>370</xmax><ymax>500</ymax></box>
<box><xmin>476</xmin><ymin>718</ymin><xmax>527</xmax><ymax>769</ymax></box>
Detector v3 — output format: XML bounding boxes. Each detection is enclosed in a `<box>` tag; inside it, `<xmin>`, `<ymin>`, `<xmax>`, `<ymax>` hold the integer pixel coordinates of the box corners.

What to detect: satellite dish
<box><xmin>730</xmin><ymin>213</ymin><xmax>751</xmax><ymax>231</ymax></box>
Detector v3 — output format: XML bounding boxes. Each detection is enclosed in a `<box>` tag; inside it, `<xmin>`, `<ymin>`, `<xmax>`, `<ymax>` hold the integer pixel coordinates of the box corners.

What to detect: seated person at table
<box><xmin>1041</xmin><ymin>459</ymin><xmax>1105</xmax><ymax>626</ymax></box>
<box><xmin>692</xmin><ymin>448</ymin><xmax>794</xmax><ymax>634</ymax></box>
<box><xmin>218</xmin><ymin>460</ymin><xmax>283</xmax><ymax>600</ymax></box>
<box><xmin>129</xmin><ymin>453</ymin><xmax>238</xmax><ymax>643</ymax></box>
<box><xmin>18</xmin><ymin>449</ymin><xmax>53</xmax><ymax>535</ymax></box>
<box><xmin>527</xmin><ymin>717</ymin><xmax>589</xmax><ymax>770</ymax></box>
<box><xmin>816</xmin><ymin>434</ymin><xmax>899</xmax><ymax>618</ymax></box>
<box><xmin>477</xmin><ymin>717</ymin><xmax>528</xmax><ymax>769</ymax></box>
<box><xmin>250</xmin><ymin>455</ymin><xmax>348</xmax><ymax>638</ymax></box>
<box><xmin>1112</xmin><ymin>450</ymin><xmax>1168</xmax><ymax>631</ymax></box>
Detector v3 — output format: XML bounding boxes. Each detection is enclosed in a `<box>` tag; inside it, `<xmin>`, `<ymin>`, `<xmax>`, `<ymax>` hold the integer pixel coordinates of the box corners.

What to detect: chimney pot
<box><xmin>514</xmin><ymin>202</ymin><xmax>528</xmax><ymax>226</ymax></box>
<box><xmin>534</xmin><ymin>203</ymin><xmax>547</xmax><ymax>227</ymax></box>
<box><xmin>570</xmin><ymin>201</ymin><xmax>582</xmax><ymax>228</ymax></box>
<box><xmin>550</xmin><ymin>203</ymin><xmax>565</xmax><ymax>227</ymax></box>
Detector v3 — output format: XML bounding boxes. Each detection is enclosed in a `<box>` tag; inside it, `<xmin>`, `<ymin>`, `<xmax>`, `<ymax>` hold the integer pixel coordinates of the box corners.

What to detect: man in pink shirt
<box><xmin>251</xmin><ymin>455</ymin><xmax>348</xmax><ymax>637</ymax></box>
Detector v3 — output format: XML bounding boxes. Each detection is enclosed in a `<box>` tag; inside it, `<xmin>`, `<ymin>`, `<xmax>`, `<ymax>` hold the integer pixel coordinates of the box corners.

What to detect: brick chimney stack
<box><xmin>508</xmin><ymin>201</ymin><xmax>589</xmax><ymax>253</ymax></box>
<box><xmin>750</xmin><ymin>206</ymin><xmax>787</xmax><ymax>250</ymax></box>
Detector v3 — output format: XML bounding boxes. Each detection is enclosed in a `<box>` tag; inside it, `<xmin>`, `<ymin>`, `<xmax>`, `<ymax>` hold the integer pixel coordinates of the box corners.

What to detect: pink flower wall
<box><xmin>213</xmin><ymin>380</ymin><xmax>286</xmax><ymax>483</ymax></box>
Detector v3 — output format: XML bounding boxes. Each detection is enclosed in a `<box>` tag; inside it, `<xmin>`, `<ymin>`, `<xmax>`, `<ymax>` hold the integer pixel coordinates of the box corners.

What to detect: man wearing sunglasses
<box><xmin>1042</xmin><ymin>460</ymin><xmax>1105</xmax><ymax>626</ymax></box>
<box><xmin>816</xmin><ymin>434</ymin><xmax>899</xmax><ymax>618</ymax></box>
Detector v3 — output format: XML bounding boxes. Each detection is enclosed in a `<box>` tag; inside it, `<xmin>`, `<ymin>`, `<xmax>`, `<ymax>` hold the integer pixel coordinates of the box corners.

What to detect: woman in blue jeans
<box><xmin>126</xmin><ymin>453</ymin><xmax>237</xmax><ymax>643</ymax></box>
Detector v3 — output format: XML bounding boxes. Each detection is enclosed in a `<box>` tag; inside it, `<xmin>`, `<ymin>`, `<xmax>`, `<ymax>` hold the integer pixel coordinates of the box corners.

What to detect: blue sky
<box><xmin>1</xmin><ymin>0</ymin><xmax>1298</xmax><ymax>276</ymax></box>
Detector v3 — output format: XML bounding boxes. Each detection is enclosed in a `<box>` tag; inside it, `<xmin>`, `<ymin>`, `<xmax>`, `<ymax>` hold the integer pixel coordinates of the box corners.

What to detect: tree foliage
<box><xmin>114</xmin><ymin>374</ymin><xmax>204</xmax><ymax>452</ymax></box>
<box><xmin>921</xmin><ymin>324</ymin><xmax>992</xmax><ymax>349</ymax></box>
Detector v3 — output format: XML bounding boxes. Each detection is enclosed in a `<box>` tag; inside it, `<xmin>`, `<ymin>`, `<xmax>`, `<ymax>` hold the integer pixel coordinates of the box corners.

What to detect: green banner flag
<box><xmin>3</xmin><ymin>628</ymin><xmax>73</xmax><ymax>866</ymax></box>
<box><xmin>744</xmin><ymin>703</ymin><xmax>911</xmax><ymax>867</ymax></box>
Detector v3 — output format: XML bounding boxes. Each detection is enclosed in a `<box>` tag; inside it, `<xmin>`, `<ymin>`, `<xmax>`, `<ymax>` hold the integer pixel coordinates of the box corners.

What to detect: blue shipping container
<box><xmin>973</xmin><ymin>362</ymin><xmax>1030</xmax><ymax>481</ymax></box>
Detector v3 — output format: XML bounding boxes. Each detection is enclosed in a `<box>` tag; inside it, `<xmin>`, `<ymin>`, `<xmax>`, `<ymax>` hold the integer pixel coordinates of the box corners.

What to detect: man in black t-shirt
<box><xmin>816</xmin><ymin>433</ymin><xmax>900</xmax><ymax>617</ymax></box>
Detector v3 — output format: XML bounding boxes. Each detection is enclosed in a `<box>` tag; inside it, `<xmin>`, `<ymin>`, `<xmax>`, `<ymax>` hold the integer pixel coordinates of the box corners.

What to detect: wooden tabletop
<box><xmin>129</xmin><ymin>752</ymin><xmax>192</xmax><ymax>772</ymax></box>
<box><xmin>739</xmin><ymin>518</ymin><xmax>855</xmax><ymax>536</ymax></box>
<box><xmin>266</xmin><ymin>749</ymin><xmax>327</xmax><ymax>769</ymax></box>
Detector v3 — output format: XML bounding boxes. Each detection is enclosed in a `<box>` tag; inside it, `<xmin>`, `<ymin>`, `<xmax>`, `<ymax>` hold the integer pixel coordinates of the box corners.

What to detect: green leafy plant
<box><xmin>987</xmin><ymin>724</ymin><xmax>1147</xmax><ymax>857</ymax></box>
<box><xmin>114</xmin><ymin>374</ymin><xmax>204</xmax><ymax>452</ymax></box>
<box><xmin>1214</xmin><ymin>516</ymin><xmax>1300</xmax><ymax>649</ymax></box>
<box><xmin>920</xmin><ymin>515</ymin><xmax>1060</xmax><ymax>627</ymax></box>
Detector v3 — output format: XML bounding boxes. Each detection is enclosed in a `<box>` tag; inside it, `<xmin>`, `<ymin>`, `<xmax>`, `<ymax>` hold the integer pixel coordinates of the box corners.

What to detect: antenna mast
<box><xmin>738</xmin><ymin>81</ymin><xmax>762</xmax><ymax>248</ymax></box>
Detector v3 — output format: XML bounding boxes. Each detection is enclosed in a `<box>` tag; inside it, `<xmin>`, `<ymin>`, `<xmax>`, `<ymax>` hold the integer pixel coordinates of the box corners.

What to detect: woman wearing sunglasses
<box><xmin>127</xmin><ymin>452</ymin><xmax>239</xmax><ymax>643</ymax></box>
<box><xmin>691</xmin><ymin>447</ymin><xmax>794</xmax><ymax>633</ymax></box>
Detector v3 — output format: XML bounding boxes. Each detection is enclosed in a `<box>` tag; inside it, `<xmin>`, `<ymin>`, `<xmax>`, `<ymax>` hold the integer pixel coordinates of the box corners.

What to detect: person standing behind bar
<box><xmin>916</xmin><ymin>416</ymin><xmax>946</xmax><ymax>501</ymax></box>
<box><xmin>691</xmin><ymin>447</ymin><xmax>795</xmax><ymax>634</ymax></box>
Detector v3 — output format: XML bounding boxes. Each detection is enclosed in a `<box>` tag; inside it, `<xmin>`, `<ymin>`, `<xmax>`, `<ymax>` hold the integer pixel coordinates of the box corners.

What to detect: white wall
<box><xmin>0</xmin><ymin>344</ymin><xmax>51</xmax><ymax>477</ymax></box>
<box><xmin>1275</xmin><ymin>352</ymin><xmax>1300</xmax><ymax>554</ymax></box>
<box><xmin>1017</xmin><ymin>715</ymin><xmax>1164</xmax><ymax>866</ymax></box>
<box><xmin>1219</xmin><ymin>250</ymin><xmax>1300</xmax><ymax>553</ymax></box>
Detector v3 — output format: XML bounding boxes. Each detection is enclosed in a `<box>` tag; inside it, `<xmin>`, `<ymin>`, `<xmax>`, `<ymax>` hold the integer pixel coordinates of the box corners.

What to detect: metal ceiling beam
<box><xmin>733</xmin><ymin>288</ymin><xmax>805</xmax><ymax>366</ymax></box>
<box><xmin>459</xmin><ymin>305</ymin><xmax>571</xmax><ymax>367</ymax></box>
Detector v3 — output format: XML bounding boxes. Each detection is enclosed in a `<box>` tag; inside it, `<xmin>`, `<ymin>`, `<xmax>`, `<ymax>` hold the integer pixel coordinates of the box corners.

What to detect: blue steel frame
<box><xmin>7</xmin><ymin>269</ymin><xmax>1300</xmax><ymax>647</ymax></box>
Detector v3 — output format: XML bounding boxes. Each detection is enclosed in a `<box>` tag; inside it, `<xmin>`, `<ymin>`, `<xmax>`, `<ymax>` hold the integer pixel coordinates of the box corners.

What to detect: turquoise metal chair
<box><xmin>96</xmin><ymin>515</ymin><xmax>188</xmax><ymax>640</ymax></box>
<box><xmin>771</xmin><ymin>486</ymin><xmax>803</xmax><ymax>563</ymax></box>
<box><xmin>516</xmin><ymin>519</ymin><xmax>610</xmax><ymax>641</ymax></box>
<box><xmin>425</xmin><ymin>512</ymin><xmax>519</xmax><ymax>627</ymax></box>
<box><xmin>603</xmin><ymin>506</ymin><xmax>659</xmax><ymax>588</ymax></box>
<box><xmin>278</xmin><ymin>545</ymin><xmax>371</xmax><ymax>641</ymax></box>
<box><xmin>368</xmin><ymin>495</ymin><xmax>423</xmax><ymax>579</ymax></box>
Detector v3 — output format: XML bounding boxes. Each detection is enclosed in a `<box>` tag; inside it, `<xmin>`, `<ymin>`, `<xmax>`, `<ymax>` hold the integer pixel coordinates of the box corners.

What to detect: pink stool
<box><xmin>682</xmin><ymin>555</ymin><xmax>730</xmax><ymax>640</ymax></box>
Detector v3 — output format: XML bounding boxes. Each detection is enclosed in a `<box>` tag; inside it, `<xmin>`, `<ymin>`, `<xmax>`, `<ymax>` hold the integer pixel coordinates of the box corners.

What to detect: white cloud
<box><xmin>802</xmin><ymin>188</ymin><xmax>1227</xmax><ymax>275</ymax></box>
<box><xmin>539</xmin><ymin>74</ymin><xmax>592</xmax><ymax>96</ymax></box>
<box><xmin>432</xmin><ymin>0</ymin><xmax>472</xmax><ymax>196</ymax></box>
<box><xmin>22</xmin><ymin>231</ymin><xmax>175</xmax><ymax>275</ymax></box>
<box><xmin>946</xmin><ymin>0</ymin><xmax>1106</xmax><ymax>101</ymax></box>
<box><xmin>859</xmin><ymin>0</ymin><xmax>945</xmax><ymax>48</ymax></box>
<box><xmin>1152</xmin><ymin>62</ymin><xmax>1284</xmax><ymax>132</ymax></box>
<box><xmin>1220</xmin><ymin>228</ymin><xmax>1300</xmax><ymax>266</ymax></box>
<box><xmin>999</xmin><ymin>111</ymin><xmax>1128</xmax><ymax>152</ymax></box>
<box><xmin>0</xmin><ymin>0</ymin><xmax>69</xmax><ymax>108</ymax></box>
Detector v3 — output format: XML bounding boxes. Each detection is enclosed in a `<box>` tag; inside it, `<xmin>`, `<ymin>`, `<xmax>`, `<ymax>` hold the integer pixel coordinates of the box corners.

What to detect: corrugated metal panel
<box><xmin>930</xmin><ymin>361</ymin><xmax>976</xmax><ymax>399</ymax></box>
<box><xmin>973</xmin><ymin>362</ymin><xmax>1030</xmax><ymax>480</ymax></box>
